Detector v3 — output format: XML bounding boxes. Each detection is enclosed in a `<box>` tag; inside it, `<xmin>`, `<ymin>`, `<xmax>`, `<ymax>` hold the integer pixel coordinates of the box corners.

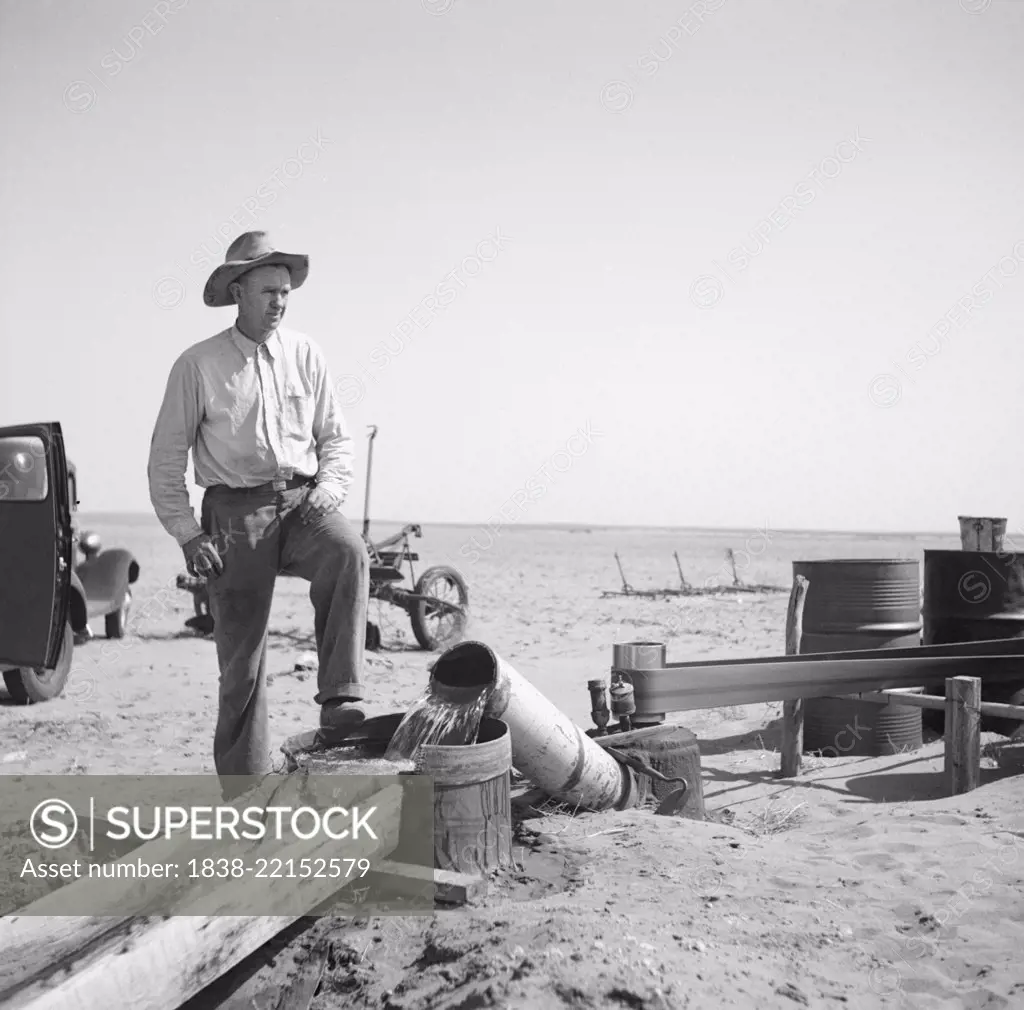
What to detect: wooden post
<box><xmin>780</xmin><ymin>574</ymin><xmax>809</xmax><ymax>778</ymax></box>
<box><xmin>944</xmin><ymin>675</ymin><xmax>981</xmax><ymax>795</ymax></box>
<box><xmin>673</xmin><ymin>551</ymin><xmax>689</xmax><ymax>590</ymax></box>
<box><xmin>726</xmin><ymin>549</ymin><xmax>741</xmax><ymax>587</ymax></box>
<box><xmin>614</xmin><ymin>552</ymin><xmax>633</xmax><ymax>594</ymax></box>
<box><xmin>957</xmin><ymin>516</ymin><xmax>1006</xmax><ymax>552</ymax></box>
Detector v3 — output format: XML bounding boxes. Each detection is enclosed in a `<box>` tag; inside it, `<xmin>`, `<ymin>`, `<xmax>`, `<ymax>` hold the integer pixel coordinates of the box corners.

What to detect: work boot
<box><xmin>320</xmin><ymin>698</ymin><xmax>367</xmax><ymax>733</ymax></box>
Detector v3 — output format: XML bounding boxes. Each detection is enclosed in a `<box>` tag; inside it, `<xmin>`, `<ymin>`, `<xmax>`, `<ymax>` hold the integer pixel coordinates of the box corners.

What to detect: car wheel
<box><xmin>105</xmin><ymin>590</ymin><xmax>132</xmax><ymax>639</ymax></box>
<box><xmin>3</xmin><ymin>621</ymin><xmax>74</xmax><ymax>704</ymax></box>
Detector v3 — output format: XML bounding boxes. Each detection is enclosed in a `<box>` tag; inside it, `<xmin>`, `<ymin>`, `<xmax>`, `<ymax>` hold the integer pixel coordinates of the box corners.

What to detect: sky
<box><xmin>2</xmin><ymin>0</ymin><xmax>1023</xmax><ymax>535</ymax></box>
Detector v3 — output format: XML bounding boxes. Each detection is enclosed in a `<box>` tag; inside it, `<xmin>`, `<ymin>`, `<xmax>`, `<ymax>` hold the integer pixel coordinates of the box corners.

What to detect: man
<box><xmin>148</xmin><ymin>231</ymin><xmax>370</xmax><ymax>786</ymax></box>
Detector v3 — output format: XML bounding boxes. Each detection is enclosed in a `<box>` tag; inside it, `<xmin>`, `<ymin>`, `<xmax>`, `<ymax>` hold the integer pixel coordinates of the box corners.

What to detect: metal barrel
<box><xmin>595</xmin><ymin>724</ymin><xmax>705</xmax><ymax>820</ymax></box>
<box><xmin>921</xmin><ymin>549</ymin><xmax>1024</xmax><ymax>735</ymax></box>
<box><xmin>793</xmin><ymin>559</ymin><xmax>923</xmax><ymax>757</ymax></box>
<box><xmin>612</xmin><ymin>642</ymin><xmax>667</xmax><ymax>672</ymax></box>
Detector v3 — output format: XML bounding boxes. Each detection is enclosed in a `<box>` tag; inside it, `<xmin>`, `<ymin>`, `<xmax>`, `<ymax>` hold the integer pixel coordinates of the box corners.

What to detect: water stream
<box><xmin>384</xmin><ymin>687</ymin><xmax>490</xmax><ymax>761</ymax></box>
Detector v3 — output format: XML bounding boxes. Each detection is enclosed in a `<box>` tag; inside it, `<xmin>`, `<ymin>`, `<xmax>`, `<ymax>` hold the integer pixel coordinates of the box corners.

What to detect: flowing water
<box><xmin>384</xmin><ymin>688</ymin><xmax>490</xmax><ymax>761</ymax></box>
<box><xmin>296</xmin><ymin>747</ymin><xmax>415</xmax><ymax>775</ymax></box>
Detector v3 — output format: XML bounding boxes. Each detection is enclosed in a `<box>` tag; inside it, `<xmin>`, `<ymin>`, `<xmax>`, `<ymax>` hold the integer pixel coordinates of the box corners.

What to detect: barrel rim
<box><xmin>413</xmin><ymin>716</ymin><xmax>510</xmax><ymax>753</ymax></box>
<box><xmin>801</xmin><ymin>622</ymin><xmax>922</xmax><ymax>634</ymax></box>
<box><xmin>413</xmin><ymin>718</ymin><xmax>513</xmax><ymax>784</ymax></box>
<box><xmin>921</xmin><ymin>611</ymin><xmax>1024</xmax><ymax>621</ymax></box>
<box><xmin>793</xmin><ymin>558</ymin><xmax>920</xmax><ymax>565</ymax></box>
<box><xmin>413</xmin><ymin>717</ymin><xmax>511</xmax><ymax>758</ymax></box>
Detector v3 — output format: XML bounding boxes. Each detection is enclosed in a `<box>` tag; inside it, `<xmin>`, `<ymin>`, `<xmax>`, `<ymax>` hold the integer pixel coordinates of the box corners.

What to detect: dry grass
<box><xmin>523</xmin><ymin>796</ymin><xmax>633</xmax><ymax>841</ymax></box>
<box><xmin>528</xmin><ymin>795</ymin><xmax>580</xmax><ymax>818</ymax></box>
<box><xmin>730</xmin><ymin>734</ymin><xmax>778</xmax><ymax>770</ymax></box>
<box><xmin>799</xmin><ymin>751</ymin><xmax>837</xmax><ymax>773</ymax></box>
<box><xmin>527</xmin><ymin>796</ymin><xmax>589</xmax><ymax>838</ymax></box>
<box><xmin>737</xmin><ymin>797</ymin><xmax>808</xmax><ymax>838</ymax></box>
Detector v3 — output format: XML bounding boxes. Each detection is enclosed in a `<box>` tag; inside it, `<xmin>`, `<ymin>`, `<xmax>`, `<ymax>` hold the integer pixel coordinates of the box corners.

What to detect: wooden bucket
<box><xmin>280</xmin><ymin>714</ymin><xmax>513</xmax><ymax>874</ymax></box>
<box><xmin>413</xmin><ymin>717</ymin><xmax>514</xmax><ymax>874</ymax></box>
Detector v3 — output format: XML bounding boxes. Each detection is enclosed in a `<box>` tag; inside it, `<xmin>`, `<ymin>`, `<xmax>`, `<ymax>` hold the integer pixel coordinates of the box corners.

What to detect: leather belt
<box><xmin>207</xmin><ymin>475</ymin><xmax>315</xmax><ymax>495</ymax></box>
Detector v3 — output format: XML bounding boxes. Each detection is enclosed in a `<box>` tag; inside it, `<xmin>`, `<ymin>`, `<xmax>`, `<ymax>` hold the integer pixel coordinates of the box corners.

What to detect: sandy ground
<box><xmin>2</xmin><ymin>518</ymin><xmax>1023</xmax><ymax>1008</ymax></box>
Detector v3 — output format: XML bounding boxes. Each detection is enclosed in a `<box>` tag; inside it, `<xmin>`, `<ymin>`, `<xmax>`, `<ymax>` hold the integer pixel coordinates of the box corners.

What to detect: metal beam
<box><xmin>626</xmin><ymin>650</ymin><xmax>1024</xmax><ymax>718</ymax></box>
<box><xmin>662</xmin><ymin>636</ymin><xmax>1024</xmax><ymax>670</ymax></box>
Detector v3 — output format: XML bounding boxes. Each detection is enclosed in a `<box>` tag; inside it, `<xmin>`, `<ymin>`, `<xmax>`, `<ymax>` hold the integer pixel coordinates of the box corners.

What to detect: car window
<box><xmin>0</xmin><ymin>436</ymin><xmax>49</xmax><ymax>501</ymax></box>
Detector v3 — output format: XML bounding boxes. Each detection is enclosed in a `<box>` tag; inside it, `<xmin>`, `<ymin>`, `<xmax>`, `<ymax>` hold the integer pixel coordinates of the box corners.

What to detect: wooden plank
<box><xmin>5</xmin><ymin>916</ymin><xmax>298</xmax><ymax>1010</ymax></box>
<box><xmin>852</xmin><ymin>691</ymin><xmax>946</xmax><ymax>712</ymax></box>
<box><xmin>369</xmin><ymin>859</ymin><xmax>486</xmax><ymax>905</ymax></box>
<box><xmin>0</xmin><ymin>775</ymin><xmax>312</xmax><ymax>996</ymax></box>
<box><xmin>945</xmin><ymin>676</ymin><xmax>981</xmax><ymax>796</ymax></box>
<box><xmin>0</xmin><ymin>772</ymin><xmax>387</xmax><ymax>920</ymax></box>
<box><xmin>1</xmin><ymin>784</ymin><xmax>401</xmax><ymax>1009</ymax></box>
<box><xmin>780</xmin><ymin>574</ymin><xmax>809</xmax><ymax>778</ymax></box>
<box><xmin>976</xmin><ymin>700</ymin><xmax>1024</xmax><ymax>721</ymax></box>
<box><xmin>852</xmin><ymin>691</ymin><xmax>1024</xmax><ymax>721</ymax></box>
<box><xmin>0</xmin><ymin>784</ymin><xmax>404</xmax><ymax>1010</ymax></box>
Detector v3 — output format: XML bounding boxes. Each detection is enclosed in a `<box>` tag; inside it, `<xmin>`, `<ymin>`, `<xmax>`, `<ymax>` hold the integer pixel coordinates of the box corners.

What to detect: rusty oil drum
<box><xmin>793</xmin><ymin>559</ymin><xmax>923</xmax><ymax>756</ymax></box>
<box><xmin>921</xmin><ymin>549</ymin><xmax>1024</xmax><ymax>735</ymax></box>
<box><xmin>595</xmin><ymin>723</ymin><xmax>705</xmax><ymax>820</ymax></box>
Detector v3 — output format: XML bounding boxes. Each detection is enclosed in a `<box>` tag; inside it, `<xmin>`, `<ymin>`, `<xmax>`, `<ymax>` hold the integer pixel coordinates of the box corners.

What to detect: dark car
<box><xmin>71</xmin><ymin>467</ymin><xmax>139</xmax><ymax>642</ymax></box>
<box><xmin>0</xmin><ymin>421</ymin><xmax>139</xmax><ymax>703</ymax></box>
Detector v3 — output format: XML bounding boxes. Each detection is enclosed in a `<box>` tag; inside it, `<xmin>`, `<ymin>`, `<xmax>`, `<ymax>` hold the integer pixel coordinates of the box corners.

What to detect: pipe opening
<box><xmin>430</xmin><ymin>641</ymin><xmax>499</xmax><ymax>691</ymax></box>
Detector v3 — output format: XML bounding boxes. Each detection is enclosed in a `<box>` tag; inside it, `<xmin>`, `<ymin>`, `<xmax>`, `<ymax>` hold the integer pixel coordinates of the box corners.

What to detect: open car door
<box><xmin>0</xmin><ymin>421</ymin><xmax>72</xmax><ymax>669</ymax></box>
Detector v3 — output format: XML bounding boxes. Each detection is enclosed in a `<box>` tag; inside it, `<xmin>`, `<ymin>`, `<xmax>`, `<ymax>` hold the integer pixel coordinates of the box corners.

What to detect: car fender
<box><xmin>68</xmin><ymin>570</ymin><xmax>88</xmax><ymax>632</ymax></box>
<box><xmin>76</xmin><ymin>549</ymin><xmax>140</xmax><ymax>617</ymax></box>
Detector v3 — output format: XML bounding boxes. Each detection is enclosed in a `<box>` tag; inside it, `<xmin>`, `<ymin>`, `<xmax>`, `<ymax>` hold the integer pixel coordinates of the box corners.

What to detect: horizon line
<box><xmin>74</xmin><ymin>511</ymin><xmax>962</xmax><ymax>539</ymax></box>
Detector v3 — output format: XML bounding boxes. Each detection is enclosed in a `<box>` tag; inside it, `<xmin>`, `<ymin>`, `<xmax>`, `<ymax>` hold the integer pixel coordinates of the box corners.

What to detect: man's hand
<box><xmin>183</xmin><ymin>534</ymin><xmax>224</xmax><ymax>579</ymax></box>
<box><xmin>299</xmin><ymin>485</ymin><xmax>340</xmax><ymax>524</ymax></box>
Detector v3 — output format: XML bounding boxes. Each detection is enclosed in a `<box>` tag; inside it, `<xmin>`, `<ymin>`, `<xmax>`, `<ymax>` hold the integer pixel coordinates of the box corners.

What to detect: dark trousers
<box><xmin>201</xmin><ymin>483</ymin><xmax>369</xmax><ymax>780</ymax></box>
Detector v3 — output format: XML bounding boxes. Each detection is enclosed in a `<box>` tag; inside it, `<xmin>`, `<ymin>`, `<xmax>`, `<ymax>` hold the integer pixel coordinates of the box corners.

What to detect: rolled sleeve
<box><xmin>309</xmin><ymin>350</ymin><xmax>354</xmax><ymax>505</ymax></box>
<box><xmin>148</xmin><ymin>353</ymin><xmax>204</xmax><ymax>546</ymax></box>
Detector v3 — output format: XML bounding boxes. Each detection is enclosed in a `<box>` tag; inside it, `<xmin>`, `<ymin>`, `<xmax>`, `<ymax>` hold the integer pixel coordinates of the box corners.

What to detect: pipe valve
<box><xmin>609</xmin><ymin>673</ymin><xmax>636</xmax><ymax>733</ymax></box>
<box><xmin>587</xmin><ymin>679</ymin><xmax>610</xmax><ymax>736</ymax></box>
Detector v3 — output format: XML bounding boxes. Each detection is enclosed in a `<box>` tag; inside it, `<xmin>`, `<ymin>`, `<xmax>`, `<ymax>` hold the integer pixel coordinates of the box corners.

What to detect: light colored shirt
<box><xmin>148</xmin><ymin>325</ymin><xmax>354</xmax><ymax>546</ymax></box>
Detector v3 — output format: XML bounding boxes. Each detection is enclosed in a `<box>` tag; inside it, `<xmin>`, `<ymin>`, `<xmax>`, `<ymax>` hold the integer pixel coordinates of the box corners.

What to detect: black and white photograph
<box><xmin>1</xmin><ymin>1</ymin><xmax>1023</xmax><ymax>1007</ymax></box>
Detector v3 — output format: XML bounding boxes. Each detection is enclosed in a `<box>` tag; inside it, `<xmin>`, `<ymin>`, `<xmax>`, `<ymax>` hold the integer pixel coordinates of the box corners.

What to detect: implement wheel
<box><xmin>410</xmin><ymin>566</ymin><xmax>469</xmax><ymax>651</ymax></box>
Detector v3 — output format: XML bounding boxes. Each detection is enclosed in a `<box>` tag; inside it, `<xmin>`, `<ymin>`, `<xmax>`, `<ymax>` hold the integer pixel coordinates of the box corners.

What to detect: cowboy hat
<box><xmin>203</xmin><ymin>231</ymin><xmax>309</xmax><ymax>307</ymax></box>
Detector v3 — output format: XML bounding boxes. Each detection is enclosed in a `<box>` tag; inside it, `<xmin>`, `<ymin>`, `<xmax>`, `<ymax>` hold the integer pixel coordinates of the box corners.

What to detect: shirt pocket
<box><xmin>281</xmin><ymin>375</ymin><xmax>314</xmax><ymax>437</ymax></box>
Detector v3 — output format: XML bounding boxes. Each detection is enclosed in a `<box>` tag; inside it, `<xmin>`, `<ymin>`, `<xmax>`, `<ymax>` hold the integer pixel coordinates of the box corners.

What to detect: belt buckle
<box><xmin>271</xmin><ymin>476</ymin><xmax>288</xmax><ymax>493</ymax></box>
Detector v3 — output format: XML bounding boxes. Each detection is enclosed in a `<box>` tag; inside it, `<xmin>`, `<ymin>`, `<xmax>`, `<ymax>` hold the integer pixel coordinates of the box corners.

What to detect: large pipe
<box><xmin>428</xmin><ymin>641</ymin><xmax>638</xmax><ymax>812</ymax></box>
